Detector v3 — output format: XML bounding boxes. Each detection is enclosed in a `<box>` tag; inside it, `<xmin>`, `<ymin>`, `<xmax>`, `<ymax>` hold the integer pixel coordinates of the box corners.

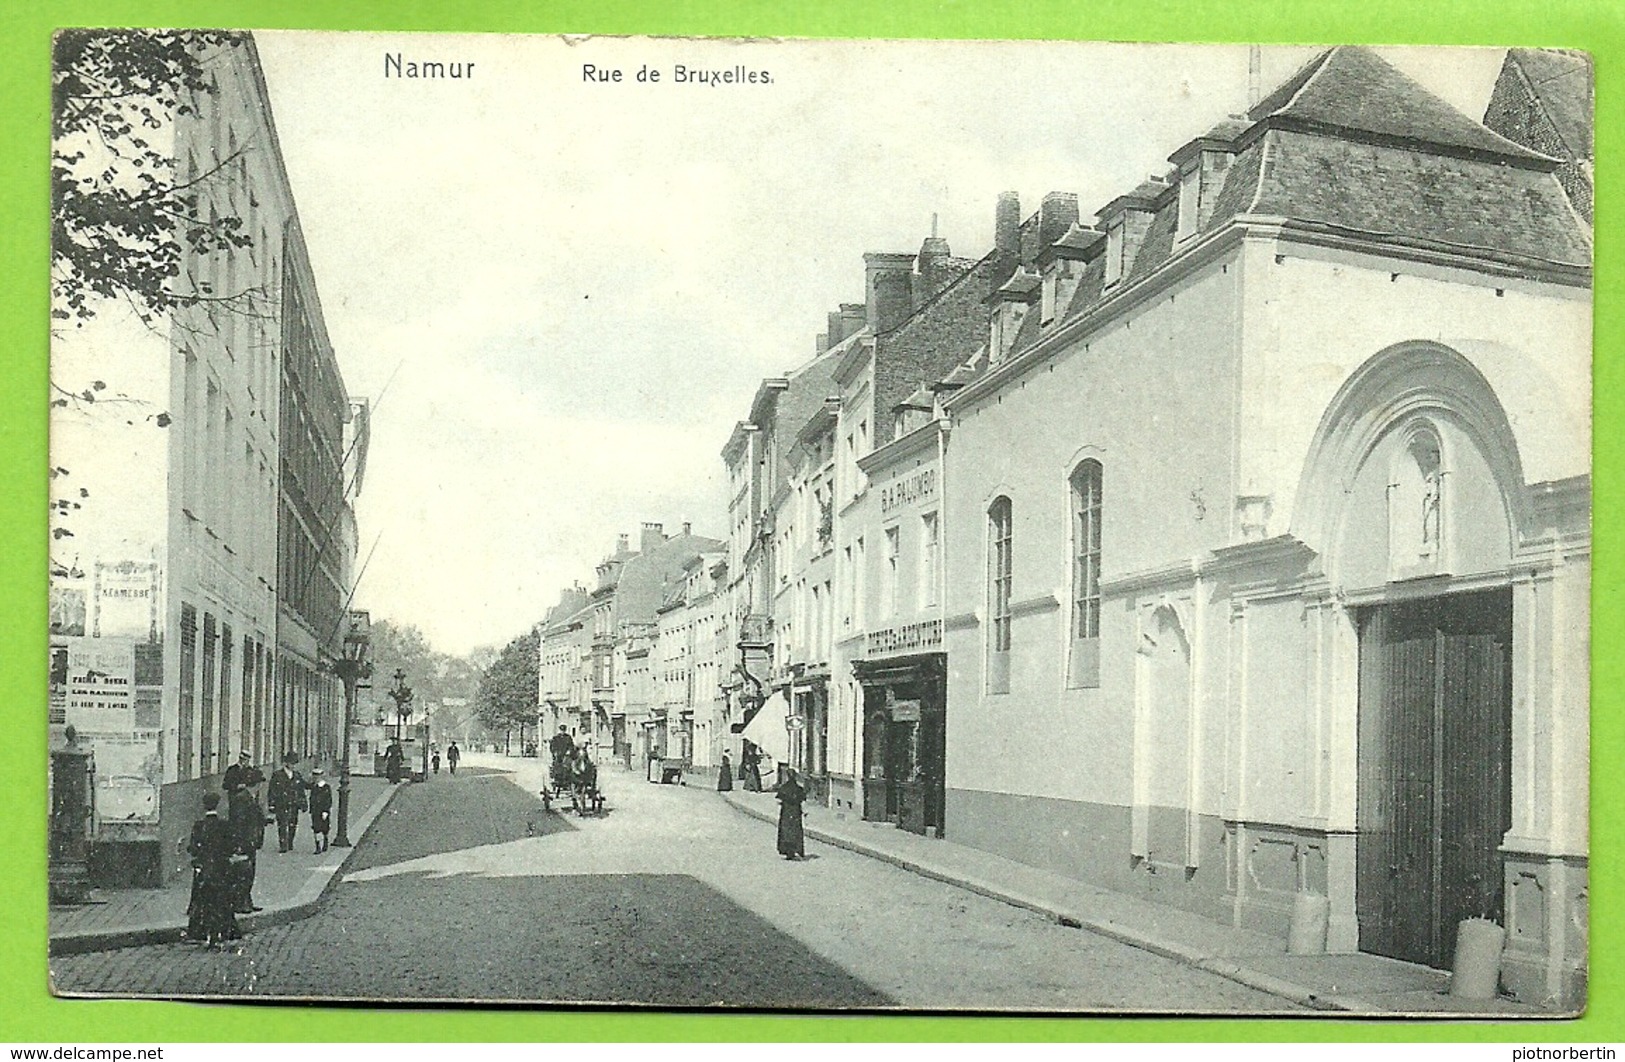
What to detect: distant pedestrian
<box><xmin>716</xmin><ymin>752</ymin><xmax>734</xmax><ymax>792</ymax></box>
<box><xmin>740</xmin><ymin>741</ymin><xmax>763</xmax><ymax>792</ymax></box>
<box><xmin>226</xmin><ymin>780</ymin><xmax>264</xmax><ymax>913</ymax></box>
<box><xmin>186</xmin><ymin>791</ymin><xmax>239</xmax><ymax>946</ymax></box>
<box><xmin>385</xmin><ymin>742</ymin><xmax>404</xmax><ymax>785</ymax></box>
<box><xmin>431</xmin><ymin>749</ymin><xmax>441</xmax><ymax>775</ymax></box>
<box><xmin>308</xmin><ymin>768</ymin><xmax>333</xmax><ymax>853</ymax></box>
<box><xmin>775</xmin><ymin>768</ymin><xmax>807</xmax><ymax>860</ymax></box>
<box><xmin>446</xmin><ymin>741</ymin><xmax>460</xmax><ymax>775</ymax></box>
<box><xmin>267</xmin><ymin>752</ymin><xmax>307</xmax><ymax>854</ymax></box>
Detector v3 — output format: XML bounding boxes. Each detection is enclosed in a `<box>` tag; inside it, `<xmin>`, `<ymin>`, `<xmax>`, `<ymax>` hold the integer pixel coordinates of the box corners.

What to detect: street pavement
<box><xmin>50</xmin><ymin>756</ymin><xmax>1302</xmax><ymax>1012</ymax></box>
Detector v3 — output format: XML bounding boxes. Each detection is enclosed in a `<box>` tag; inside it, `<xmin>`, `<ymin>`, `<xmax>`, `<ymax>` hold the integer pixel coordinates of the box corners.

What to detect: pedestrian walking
<box><xmin>267</xmin><ymin>752</ymin><xmax>307</xmax><ymax>854</ymax></box>
<box><xmin>740</xmin><ymin>740</ymin><xmax>764</xmax><ymax>792</ymax></box>
<box><xmin>716</xmin><ymin>751</ymin><xmax>734</xmax><ymax>792</ymax></box>
<box><xmin>775</xmin><ymin>768</ymin><xmax>807</xmax><ymax>860</ymax></box>
<box><xmin>308</xmin><ymin>768</ymin><xmax>333</xmax><ymax>853</ymax></box>
<box><xmin>185</xmin><ymin>791</ymin><xmax>240</xmax><ymax>946</ymax></box>
<box><xmin>225</xmin><ymin>779</ymin><xmax>264</xmax><ymax>913</ymax></box>
<box><xmin>446</xmin><ymin>741</ymin><xmax>460</xmax><ymax>775</ymax></box>
<box><xmin>432</xmin><ymin>749</ymin><xmax>441</xmax><ymax>775</ymax></box>
<box><xmin>385</xmin><ymin>741</ymin><xmax>404</xmax><ymax>785</ymax></box>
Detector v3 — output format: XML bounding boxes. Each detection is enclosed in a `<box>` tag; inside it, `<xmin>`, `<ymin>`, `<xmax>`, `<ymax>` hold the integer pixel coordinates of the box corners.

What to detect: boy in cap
<box><xmin>308</xmin><ymin>767</ymin><xmax>333</xmax><ymax>853</ymax></box>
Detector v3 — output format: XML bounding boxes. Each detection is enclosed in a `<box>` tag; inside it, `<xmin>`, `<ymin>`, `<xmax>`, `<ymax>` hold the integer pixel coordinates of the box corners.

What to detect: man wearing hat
<box><xmin>267</xmin><ymin>752</ymin><xmax>308</xmax><ymax>854</ymax></box>
<box><xmin>307</xmin><ymin>767</ymin><xmax>333</xmax><ymax>853</ymax></box>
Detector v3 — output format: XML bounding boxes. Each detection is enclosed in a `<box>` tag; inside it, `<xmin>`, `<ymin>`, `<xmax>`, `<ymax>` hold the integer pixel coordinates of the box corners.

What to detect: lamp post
<box><xmin>388</xmin><ymin>667</ymin><xmax>414</xmax><ymax>756</ymax></box>
<box><xmin>332</xmin><ymin>610</ymin><xmax>371</xmax><ymax>848</ymax></box>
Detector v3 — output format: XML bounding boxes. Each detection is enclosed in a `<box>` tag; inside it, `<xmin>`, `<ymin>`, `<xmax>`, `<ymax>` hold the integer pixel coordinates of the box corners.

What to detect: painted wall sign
<box><xmin>879</xmin><ymin>466</ymin><xmax>937</xmax><ymax>514</ymax></box>
<box><xmin>866</xmin><ymin>618</ymin><xmax>943</xmax><ymax>657</ymax></box>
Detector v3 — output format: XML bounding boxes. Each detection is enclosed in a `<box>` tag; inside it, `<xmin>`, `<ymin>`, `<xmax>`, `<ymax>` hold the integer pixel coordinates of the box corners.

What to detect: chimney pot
<box><xmin>864</xmin><ymin>253</ymin><xmax>916</xmax><ymax>333</ymax></box>
<box><xmin>994</xmin><ymin>192</ymin><xmax>1021</xmax><ymax>255</ymax></box>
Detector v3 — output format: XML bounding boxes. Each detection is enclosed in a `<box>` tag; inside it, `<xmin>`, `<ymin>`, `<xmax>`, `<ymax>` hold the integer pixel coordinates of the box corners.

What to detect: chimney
<box><xmin>616</xmin><ymin>534</ymin><xmax>630</xmax><ymax>554</ymax></box>
<box><xmin>916</xmin><ymin>214</ymin><xmax>950</xmax><ymax>305</ymax></box>
<box><xmin>815</xmin><ymin>332</ymin><xmax>829</xmax><ymax>356</ymax></box>
<box><xmin>640</xmin><ymin>521</ymin><xmax>666</xmax><ymax>554</ymax></box>
<box><xmin>682</xmin><ymin>521</ymin><xmax>692</xmax><ymax>536</ymax></box>
<box><xmin>1038</xmin><ymin>192</ymin><xmax>1079</xmax><ymax>248</ymax></box>
<box><xmin>839</xmin><ymin>302</ymin><xmax>867</xmax><ymax>340</ymax></box>
<box><xmin>865</xmin><ymin>252</ymin><xmax>916</xmax><ymax>334</ymax></box>
<box><xmin>992</xmin><ymin>191</ymin><xmax>1022</xmax><ymax>291</ymax></box>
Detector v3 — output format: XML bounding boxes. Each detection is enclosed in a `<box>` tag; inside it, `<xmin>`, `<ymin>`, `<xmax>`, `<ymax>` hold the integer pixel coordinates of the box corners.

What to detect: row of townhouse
<box><xmin>702</xmin><ymin>48</ymin><xmax>1590</xmax><ymax>1008</ymax></box>
<box><xmin>537</xmin><ymin>523</ymin><xmax>723</xmax><ymax>767</ymax></box>
<box><xmin>50</xmin><ymin>33</ymin><xmax>366</xmax><ymax>885</ymax></box>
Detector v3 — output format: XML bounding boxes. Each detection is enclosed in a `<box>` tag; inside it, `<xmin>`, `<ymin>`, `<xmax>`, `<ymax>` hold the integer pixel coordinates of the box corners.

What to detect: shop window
<box><xmin>1069</xmin><ymin>461</ymin><xmax>1103</xmax><ymax>688</ymax></box>
<box><xmin>987</xmin><ymin>497</ymin><xmax>1013</xmax><ymax>694</ymax></box>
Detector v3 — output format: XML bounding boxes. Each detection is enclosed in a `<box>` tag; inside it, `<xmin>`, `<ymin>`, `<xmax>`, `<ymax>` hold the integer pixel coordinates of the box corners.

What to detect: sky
<box><xmin>251</xmin><ymin>34</ymin><xmax>1508</xmax><ymax>656</ymax></box>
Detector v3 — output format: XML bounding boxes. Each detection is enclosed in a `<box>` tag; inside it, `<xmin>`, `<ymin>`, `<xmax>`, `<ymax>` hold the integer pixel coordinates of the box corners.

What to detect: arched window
<box><xmin>987</xmin><ymin>496</ymin><xmax>1013</xmax><ymax>694</ymax></box>
<box><xmin>1069</xmin><ymin>460</ymin><xmax>1103</xmax><ymax>688</ymax></box>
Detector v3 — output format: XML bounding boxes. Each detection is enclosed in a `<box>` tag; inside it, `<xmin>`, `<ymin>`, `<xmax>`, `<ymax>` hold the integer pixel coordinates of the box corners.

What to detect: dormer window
<box><xmin>1104</xmin><ymin>219</ymin><xmax>1124</xmax><ymax>287</ymax></box>
<box><xmin>1041</xmin><ymin>272</ymin><xmax>1057</xmax><ymax>324</ymax></box>
<box><xmin>1176</xmin><ymin>161</ymin><xmax>1200</xmax><ymax>243</ymax></box>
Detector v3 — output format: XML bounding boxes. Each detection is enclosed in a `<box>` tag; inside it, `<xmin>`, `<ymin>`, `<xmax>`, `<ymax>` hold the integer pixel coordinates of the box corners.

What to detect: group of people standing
<box><xmin>185</xmin><ymin>751</ymin><xmax>335</xmax><ymax>948</ymax></box>
<box><xmin>715</xmin><ymin>741</ymin><xmax>807</xmax><ymax>860</ymax></box>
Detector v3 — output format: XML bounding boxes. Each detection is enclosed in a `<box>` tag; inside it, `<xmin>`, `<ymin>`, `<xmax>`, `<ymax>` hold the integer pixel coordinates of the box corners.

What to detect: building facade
<box><xmin>50</xmin><ymin>34</ymin><xmax>360</xmax><ymax>884</ymax></box>
<box><xmin>937</xmin><ymin>48</ymin><xmax>1588</xmax><ymax>1006</ymax></box>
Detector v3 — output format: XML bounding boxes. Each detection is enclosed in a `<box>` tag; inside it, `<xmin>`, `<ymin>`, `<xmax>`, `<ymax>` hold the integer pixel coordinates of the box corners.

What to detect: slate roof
<box><xmin>614</xmin><ymin>531</ymin><xmax>726</xmax><ymax>626</ymax></box>
<box><xmin>1247</xmin><ymin>47</ymin><xmax>1551</xmax><ymax>164</ymax></box>
<box><xmin>1504</xmin><ymin>48</ymin><xmax>1592</xmax><ymax>158</ymax></box>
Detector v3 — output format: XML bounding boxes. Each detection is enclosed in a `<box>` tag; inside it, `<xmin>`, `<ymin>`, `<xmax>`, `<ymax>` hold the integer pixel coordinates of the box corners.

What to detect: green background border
<box><xmin>2</xmin><ymin>0</ymin><xmax>1617</xmax><ymax>1043</ymax></box>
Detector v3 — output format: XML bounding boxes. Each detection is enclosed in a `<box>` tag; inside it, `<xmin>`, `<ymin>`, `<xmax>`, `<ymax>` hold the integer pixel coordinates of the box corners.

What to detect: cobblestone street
<box><xmin>51</xmin><ymin>759</ymin><xmax>1302</xmax><ymax>1011</ymax></box>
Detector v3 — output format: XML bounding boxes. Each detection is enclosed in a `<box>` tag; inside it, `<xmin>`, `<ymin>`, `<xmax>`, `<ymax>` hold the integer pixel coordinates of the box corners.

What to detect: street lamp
<box><xmin>388</xmin><ymin>667</ymin><xmax>415</xmax><ymax>751</ymax></box>
<box><xmin>332</xmin><ymin>610</ymin><xmax>371</xmax><ymax>848</ymax></box>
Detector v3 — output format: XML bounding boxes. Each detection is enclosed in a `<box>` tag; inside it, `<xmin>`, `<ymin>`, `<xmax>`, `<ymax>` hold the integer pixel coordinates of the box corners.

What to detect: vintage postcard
<box><xmin>46</xmin><ymin>32</ymin><xmax>1591</xmax><ymax>1014</ymax></box>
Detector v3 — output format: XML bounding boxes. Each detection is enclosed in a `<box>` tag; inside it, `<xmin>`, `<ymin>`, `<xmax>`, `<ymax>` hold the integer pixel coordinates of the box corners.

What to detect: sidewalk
<box><xmin>49</xmin><ymin>775</ymin><xmax>398</xmax><ymax>955</ymax></box>
<box><xmin>722</xmin><ymin>788</ymin><xmax>1551</xmax><ymax>1017</ymax></box>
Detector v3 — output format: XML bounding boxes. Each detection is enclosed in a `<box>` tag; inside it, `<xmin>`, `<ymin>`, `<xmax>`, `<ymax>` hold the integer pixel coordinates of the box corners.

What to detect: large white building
<box><xmin>937</xmin><ymin>48</ymin><xmax>1589</xmax><ymax>1006</ymax></box>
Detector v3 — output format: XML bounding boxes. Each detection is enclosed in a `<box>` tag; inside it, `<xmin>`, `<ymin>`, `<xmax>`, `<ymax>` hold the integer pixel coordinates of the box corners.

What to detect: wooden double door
<box><xmin>1356</xmin><ymin>587</ymin><xmax>1513</xmax><ymax>969</ymax></box>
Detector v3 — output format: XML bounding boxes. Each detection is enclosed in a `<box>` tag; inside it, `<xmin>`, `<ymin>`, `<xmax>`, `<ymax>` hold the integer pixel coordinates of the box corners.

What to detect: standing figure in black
<box><xmin>308</xmin><ymin>767</ymin><xmax>333</xmax><ymax>853</ymax></box>
<box><xmin>267</xmin><ymin>752</ymin><xmax>307</xmax><ymax>854</ymax></box>
<box><xmin>740</xmin><ymin>740</ymin><xmax>764</xmax><ymax>792</ymax></box>
<box><xmin>225</xmin><ymin>779</ymin><xmax>264</xmax><ymax>913</ymax></box>
<box><xmin>775</xmin><ymin>768</ymin><xmax>807</xmax><ymax>860</ymax></box>
<box><xmin>186</xmin><ymin>791</ymin><xmax>240</xmax><ymax>946</ymax></box>
<box><xmin>385</xmin><ymin>741</ymin><xmax>404</xmax><ymax>785</ymax></box>
<box><xmin>446</xmin><ymin>741</ymin><xmax>460</xmax><ymax>776</ymax></box>
<box><xmin>716</xmin><ymin>751</ymin><xmax>734</xmax><ymax>792</ymax></box>
<box><xmin>431</xmin><ymin>748</ymin><xmax>441</xmax><ymax>775</ymax></box>
<box><xmin>548</xmin><ymin>726</ymin><xmax>574</xmax><ymax>791</ymax></box>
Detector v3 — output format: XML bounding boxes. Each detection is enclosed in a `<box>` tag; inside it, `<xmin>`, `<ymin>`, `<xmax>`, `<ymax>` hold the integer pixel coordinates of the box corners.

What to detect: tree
<box><xmin>52</xmin><ymin>29</ymin><xmax>255</xmax><ymax>328</ymax></box>
<box><xmin>476</xmin><ymin>629</ymin><xmax>542</xmax><ymax>753</ymax></box>
<box><xmin>365</xmin><ymin>620</ymin><xmax>487</xmax><ymax>736</ymax></box>
<box><xmin>49</xmin><ymin>31</ymin><xmax>256</xmax><ymax>570</ymax></box>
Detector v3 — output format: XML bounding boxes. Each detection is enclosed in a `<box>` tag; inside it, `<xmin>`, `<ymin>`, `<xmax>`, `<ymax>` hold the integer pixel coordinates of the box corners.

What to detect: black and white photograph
<box><xmin>46</xmin><ymin>32</ymin><xmax>1592</xmax><ymax>1015</ymax></box>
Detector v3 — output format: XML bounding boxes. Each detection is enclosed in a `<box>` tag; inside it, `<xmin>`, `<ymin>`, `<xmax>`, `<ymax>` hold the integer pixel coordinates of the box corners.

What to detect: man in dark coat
<box><xmin>446</xmin><ymin>741</ymin><xmax>460</xmax><ymax>775</ymax></box>
<box><xmin>226</xmin><ymin>780</ymin><xmax>264</xmax><ymax>913</ymax></box>
<box><xmin>307</xmin><ymin>768</ymin><xmax>333</xmax><ymax>853</ymax></box>
<box><xmin>186</xmin><ymin>791</ymin><xmax>240</xmax><ymax>946</ymax></box>
<box><xmin>267</xmin><ymin>752</ymin><xmax>307</xmax><ymax>853</ymax></box>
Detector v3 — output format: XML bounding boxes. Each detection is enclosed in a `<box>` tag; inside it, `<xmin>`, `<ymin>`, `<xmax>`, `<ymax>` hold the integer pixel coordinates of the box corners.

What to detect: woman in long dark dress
<box><xmin>716</xmin><ymin>752</ymin><xmax>734</xmax><ymax>792</ymax></box>
<box><xmin>740</xmin><ymin>741</ymin><xmax>763</xmax><ymax>792</ymax></box>
<box><xmin>775</xmin><ymin>769</ymin><xmax>806</xmax><ymax>860</ymax></box>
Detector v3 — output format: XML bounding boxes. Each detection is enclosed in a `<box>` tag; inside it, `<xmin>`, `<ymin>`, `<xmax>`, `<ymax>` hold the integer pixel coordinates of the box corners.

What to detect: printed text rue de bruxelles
<box><xmin>581</xmin><ymin>63</ymin><xmax>773</xmax><ymax>85</ymax></box>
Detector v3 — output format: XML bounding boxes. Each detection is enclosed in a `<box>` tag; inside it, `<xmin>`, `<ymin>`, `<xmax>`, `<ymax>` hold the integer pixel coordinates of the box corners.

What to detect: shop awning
<box><xmin>741</xmin><ymin>690</ymin><xmax>791</xmax><ymax>764</ymax></box>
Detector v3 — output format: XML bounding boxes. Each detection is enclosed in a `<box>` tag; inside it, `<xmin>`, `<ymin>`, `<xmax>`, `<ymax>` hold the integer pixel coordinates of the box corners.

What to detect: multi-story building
<box><xmin>537</xmin><ymin>584</ymin><xmax>590</xmax><ymax>745</ymax></box>
<box><xmin>936</xmin><ymin>48</ymin><xmax>1589</xmax><ymax>1006</ymax></box>
<box><xmin>49</xmin><ymin>34</ymin><xmax>359</xmax><ymax>884</ymax></box>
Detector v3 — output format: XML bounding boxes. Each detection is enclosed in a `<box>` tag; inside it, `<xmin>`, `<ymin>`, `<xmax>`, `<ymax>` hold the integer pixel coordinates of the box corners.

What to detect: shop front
<box><xmin>854</xmin><ymin>648</ymin><xmax>945</xmax><ymax>837</ymax></box>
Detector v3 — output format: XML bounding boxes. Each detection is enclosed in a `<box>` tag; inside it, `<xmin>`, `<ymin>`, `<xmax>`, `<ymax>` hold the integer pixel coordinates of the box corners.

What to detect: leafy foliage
<box><xmin>365</xmin><ymin>620</ymin><xmax>492</xmax><ymax>741</ymax></box>
<box><xmin>476</xmin><ymin>629</ymin><xmax>542</xmax><ymax>742</ymax></box>
<box><xmin>52</xmin><ymin>29</ymin><xmax>255</xmax><ymax>326</ymax></box>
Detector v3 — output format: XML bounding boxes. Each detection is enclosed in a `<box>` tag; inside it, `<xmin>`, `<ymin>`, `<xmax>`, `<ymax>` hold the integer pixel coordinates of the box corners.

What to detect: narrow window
<box><xmin>883</xmin><ymin>526</ymin><xmax>901</xmax><ymax>617</ymax></box>
<box><xmin>987</xmin><ymin>497</ymin><xmax>1013</xmax><ymax>694</ymax></box>
<box><xmin>1104</xmin><ymin>220</ymin><xmax>1124</xmax><ymax>287</ymax></box>
<box><xmin>920</xmin><ymin>511</ymin><xmax>940</xmax><ymax>607</ymax></box>
<box><xmin>179</xmin><ymin>605</ymin><xmax>198</xmax><ymax>780</ymax></box>
<box><xmin>1069</xmin><ymin>461</ymin><xmax>1103</xmax><ymax>688</ymax></box>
